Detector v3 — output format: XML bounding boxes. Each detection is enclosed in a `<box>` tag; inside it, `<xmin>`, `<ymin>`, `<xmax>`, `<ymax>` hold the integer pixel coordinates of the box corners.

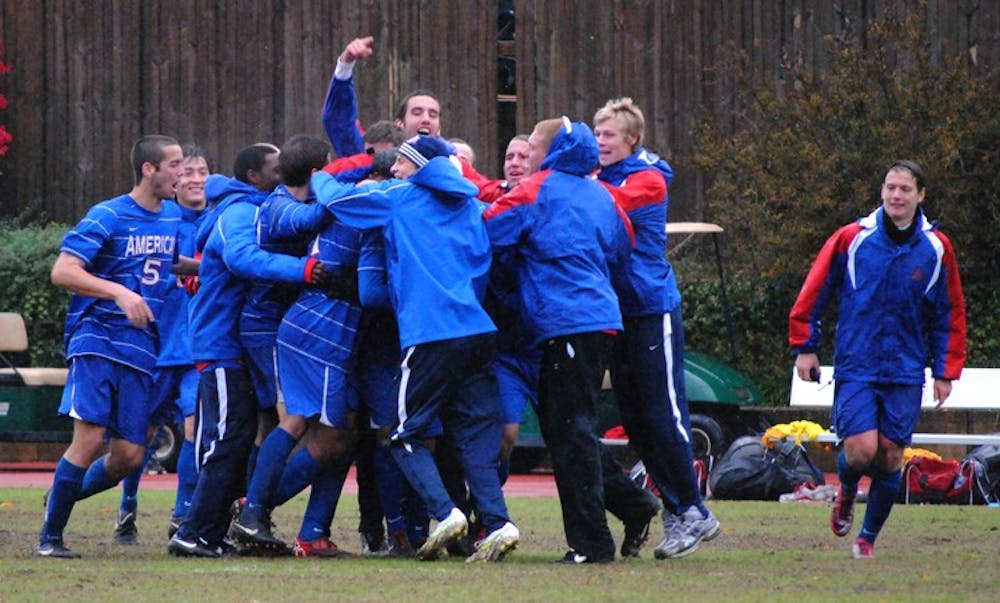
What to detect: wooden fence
<box><xmin>0</xmin><ymin>0</ymin><xmax>995</xmax><ymax>223</ymax></box>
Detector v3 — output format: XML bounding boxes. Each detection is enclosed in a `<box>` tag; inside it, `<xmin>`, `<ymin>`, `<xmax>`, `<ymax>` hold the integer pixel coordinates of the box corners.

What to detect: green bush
<box><xmin>692</xmin><ymin>4</ymin><xmax>999</xmax><ymax>281</ymax></box>
<box><xmin>0</xmin><ymin>221</ymin><xmax>70</xmax><ymax>366</ymax></box>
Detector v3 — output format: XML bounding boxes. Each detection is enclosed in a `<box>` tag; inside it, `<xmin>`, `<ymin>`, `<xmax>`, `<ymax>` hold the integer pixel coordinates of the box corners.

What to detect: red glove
<box><xmin>182</xmin><ymin>275</ymin><xmax>200</xmax><ymax>295</ymax></box>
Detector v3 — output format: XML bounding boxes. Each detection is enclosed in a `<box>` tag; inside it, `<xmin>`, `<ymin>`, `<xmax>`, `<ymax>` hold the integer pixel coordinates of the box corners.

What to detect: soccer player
<box><xmin>168</xmin><ymin>145</ymin><xmax>329</xmax><ymax>558</ymax></box>
<box><xmin>230</xmin><ymin>134</ymin><xmax>361</xmax><ymax>557</ymax></box>
<box><xmin>113</xmin><ymin>145</ymin><xmax>213</xmax><ymax>544</ymax></box>
<box><xmin>790</xmin><ymin>160</ymin><xmax>966</xmax><ymax>559</ymax></box>
<box><xmin>593</xmin><ymin>98</ymin><xmax>719</xmax><ymax>559</ymax></box>
<box><xmin>38</xmin><ymin>135</ymin><xmax>189</xmax><ymax>558</ymax></box>
<box><xmin>311</xmin><ymin>135</ymin><xmax>520</xmax><ymax>563</ymax></box>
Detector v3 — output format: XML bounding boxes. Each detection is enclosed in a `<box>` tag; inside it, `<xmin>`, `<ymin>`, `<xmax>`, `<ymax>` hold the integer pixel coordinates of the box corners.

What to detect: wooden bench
<box><xmin>789</xmin><ymin>366</ymin><xmax>1000</xmax><ymax>446</ymax></box>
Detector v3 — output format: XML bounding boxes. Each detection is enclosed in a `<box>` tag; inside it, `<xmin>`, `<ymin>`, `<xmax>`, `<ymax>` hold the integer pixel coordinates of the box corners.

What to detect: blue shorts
<box><xmin>832</xmin><ymin>380</ymin><xmax>923</xmax><ymax>445</ymax></box>
<box><xmin>244</xmin><ymin>345</ymin><xmax>280</xmax><ymax>411</ymax></box>
<box><xmin>148</xmin><ymin>365</ymin><xmax>199</xmax><ymax>426</ymax></box>
<box><xmin>494</xmin><ymin>350</ymin><xmax>540</xmax><ymax>424</ymax></box>
<box><xmin>59</xmin><ymin>355</ymin><xmax>153</xmax><ymax>445</ymax></box>
<box><xmin>278</xmin><ymin>348</ymin><xmax>357</xmax><ymax>428</ymax></box>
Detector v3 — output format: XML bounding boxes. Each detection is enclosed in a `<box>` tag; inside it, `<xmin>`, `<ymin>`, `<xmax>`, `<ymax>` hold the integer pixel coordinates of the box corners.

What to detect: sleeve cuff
<box><xmin>334</xmin><ymin>59</ymin><xmax>355</xmax><ymax>81</ymax></box>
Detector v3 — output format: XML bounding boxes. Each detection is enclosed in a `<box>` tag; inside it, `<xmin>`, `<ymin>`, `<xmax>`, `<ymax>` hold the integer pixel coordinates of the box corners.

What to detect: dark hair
<box><xmin>395</xmin><ymin>89</ymin><xmax>440</xmax><ymax>122</ymax></box>
<box><xmin>887</xmin><ymin>159</ymin><xmax>926</xmax><ymax>191</ymax></box>
<box><xmin>130</xmin><ymin>135</ymin><xmax>180</xmax><ymax>183</ymax></box>
<box><xmin>182</xmin><ymin>144</ymin><xmax>215</xmax><ymax>172</ymax></box>
<box><xmin>279</xmin><ymin>135</ymin><xmax>331</xmax><ymax>187</ymax></box>
<box><xmin>369</xmin><ymin>147</ymin><xmax>397</xmax><ymax>180</ymax></box>
<box><xmin>364</xmin><ymin>120</ymin><xmax>405</xmax><ymax>148</ymax></box>
<box><xmin>233</xmin><ymin>143</ymin><xmax>279</xmax><ymax>184</ymax></box>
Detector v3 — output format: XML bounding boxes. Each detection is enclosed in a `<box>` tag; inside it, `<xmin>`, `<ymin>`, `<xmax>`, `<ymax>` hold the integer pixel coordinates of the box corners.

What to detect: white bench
<box><xmin>789</xmin><ymin>366</ymin><xmax>1000</xmax><ymax>446</ymax></box>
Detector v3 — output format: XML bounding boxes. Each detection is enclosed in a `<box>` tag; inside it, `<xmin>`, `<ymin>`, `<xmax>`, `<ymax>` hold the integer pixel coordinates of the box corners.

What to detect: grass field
<box><xmin>1</xmin><ymin>486</ymin><xmax>998</xmax><ymax>602</ymax></box>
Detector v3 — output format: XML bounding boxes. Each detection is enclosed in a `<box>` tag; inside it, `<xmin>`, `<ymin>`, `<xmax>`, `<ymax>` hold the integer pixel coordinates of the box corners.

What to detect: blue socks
<box><xmin>172</xmin><ymin>439</ymin><xmax>197</xmax><ymax>520</ymax></box>
<box><xmin>77</xmin><ymin>454</ymin><xmax>121</xmax><ymax>501</ymax></box>
<box><xmin>374</xmin><ymin>443</ymin><xmax>407</xmax><ymax>534</ymax></box>
<box><xmin>243</xmin><ymin>428</ymin><xmax>297</xmax><ymax>523</ymax></box>
<box><xmin>273</xmin><ymin>447</ymin><xmax>321</xmax><ymax>507</ymax></box>
<box><xmin>119</xmin><ymin>447</ymin><xmax>155</xmax><ymax>514</ymax></box>
<box><xmin>860</xmin><ymin>468</ymin><xmax>902</xmax><ymax>544</ymax></box>
<box><xmin>298</xmin><ymin>454</ymin><xmax>352</xmax><ymax>541</ymax></box>
<box><xmin>41</xmin><ymin>457</ymin><xmax>86</xmax><ymax>544</ymax></box>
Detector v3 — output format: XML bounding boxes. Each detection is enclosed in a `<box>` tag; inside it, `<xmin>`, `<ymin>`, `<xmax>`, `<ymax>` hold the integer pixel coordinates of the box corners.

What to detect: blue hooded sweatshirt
<box><xmin>311</xmin><ymin>156</ymin><xmax>496</xmax><ymax>349</ymax></box>
<box><xmin>597</xmin><ymin>148</ymin><xmax>680</xmax><ymax>316</ymax></box>
<box><xmin>482</xmin><ymin>119</ymin><xmax>631</xmax><ymax>344</ymax></box>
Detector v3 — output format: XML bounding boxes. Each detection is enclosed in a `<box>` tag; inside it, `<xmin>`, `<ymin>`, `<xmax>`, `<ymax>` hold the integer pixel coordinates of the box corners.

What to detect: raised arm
<box><xmin>321</xmin><ymin>36</ymin><xmax>374</xmax><ymax>157</ymax></box>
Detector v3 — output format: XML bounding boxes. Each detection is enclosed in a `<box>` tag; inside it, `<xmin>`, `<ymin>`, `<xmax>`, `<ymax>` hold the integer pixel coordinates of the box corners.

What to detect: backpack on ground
<box><xmin>898</xmin><ymin>456</ymin><xmax>978</xmax><ymax>504</ymax></box>
<box><xmin>964</xmin><ymin>443</ymin><xmax>1000</xmax><ymax>504</ymax></box>
<box><xmin>708</xmin><ymin>435</ymin><xmax>824</xmax><ymax>501</ymax></box>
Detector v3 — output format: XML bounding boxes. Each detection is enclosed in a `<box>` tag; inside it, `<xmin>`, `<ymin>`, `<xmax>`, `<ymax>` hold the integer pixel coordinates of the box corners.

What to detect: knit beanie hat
<box><xmin>397</xmin><ymin>135</ymin><xmax>454</xmax><ymax>169</ymax></box>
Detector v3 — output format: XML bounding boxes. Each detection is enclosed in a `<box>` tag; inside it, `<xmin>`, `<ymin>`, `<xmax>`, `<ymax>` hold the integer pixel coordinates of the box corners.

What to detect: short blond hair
<box><xmin>594</xmin><ymin>97</ymin><xmax>645</xmax><ymax>150</ymax></box>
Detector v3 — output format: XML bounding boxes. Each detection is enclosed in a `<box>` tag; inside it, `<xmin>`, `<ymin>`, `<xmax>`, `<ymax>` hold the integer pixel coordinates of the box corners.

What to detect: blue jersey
<box><xmin>189</xmin><ymin>196</ymin><xmax>311</xmax><ymax>363</ymax></box>
<box><xmin>60</xmin><ymin>194</ymin><xmax>181</xmax><ymax>374</ymax></box>
<box><xmin>277</xmin><ymin>219</ymin><xmax>363</xmax><ymax>369</ymax></box>
<box><xmin>156</xmin><ymin>202</ymin><xmax>206</xmax><ymax>367</ymax></box>
<box><xmin>240</xmin><ymin>185</ymin><xmax>331</xmax><ymax>350</ymax></box>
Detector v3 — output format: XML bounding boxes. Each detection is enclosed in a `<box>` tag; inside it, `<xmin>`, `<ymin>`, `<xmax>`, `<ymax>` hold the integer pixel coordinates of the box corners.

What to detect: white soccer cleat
<box><xmin>466</xmin><ymin>522</ymin><xmax>519</xmax><ymax>562</ymax></box>
<box><xmin>416</xmin><ymin>507</ymin><xmax>468</xmax><ymax>561</ymax></box>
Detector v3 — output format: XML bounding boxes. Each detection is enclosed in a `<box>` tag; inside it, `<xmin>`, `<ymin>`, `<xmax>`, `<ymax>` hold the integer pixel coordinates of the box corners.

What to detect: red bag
<box><xmin>901</xmin><ymin>456</ymin><xmax>976</xmax><ymax>504</ymax></box>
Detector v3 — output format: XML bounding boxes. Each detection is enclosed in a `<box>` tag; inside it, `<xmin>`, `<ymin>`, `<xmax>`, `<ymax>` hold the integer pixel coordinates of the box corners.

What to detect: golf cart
<box><xmin>0</xmin><ymin>312</ymin><xmax>182</xmax><ymax>472</ymax></box>
<box><xmin>511</xmin><ymin>222</ymin><xmax>767</xmax><ymax>472</ymax></box>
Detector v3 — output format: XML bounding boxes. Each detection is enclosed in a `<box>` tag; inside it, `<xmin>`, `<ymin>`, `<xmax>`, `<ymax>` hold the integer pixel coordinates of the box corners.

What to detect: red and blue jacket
<box><xmin>597</xmin><ymin>149</ymin><xmax>679</xmax><ymax>317</ymax></box>
<box><xmin>483</xmin><ymin>118</ymin><xmax>633</xmax><ymax>344</ymax></box>
<box><xmin>789</xmin><ymin>207</ymin><xmax>966</xmax><ymax>383</ymax></box>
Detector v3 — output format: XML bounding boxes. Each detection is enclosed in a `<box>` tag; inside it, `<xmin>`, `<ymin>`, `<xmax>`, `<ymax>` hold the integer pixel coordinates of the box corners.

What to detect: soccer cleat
<box><xmin>552</xmin><ymin>549</ymin><xmax>613</xmax><ymax>564</ymax></box>
<box><xmin>113</xmin><ymin>510</ymin><xmax>138</xmax><ymax>545</ymax></box>
<box><xmin>293</xmin><ymin>536</ymin><xmax>351</xmax><ymax>558</ymax></box>
<box><xmin>230</xmin><ymin>512</ymin><xmax>287</xmax><ymax>551</ymax></box>
<box><xmin>360</xmin><ymin>531</ymin><xmax>389</xmax><ymax>558</ymax></box>
<box><xmin>830</xmin><ymin>486</ymin><xmax>856</xmax><ymax>537</ymax></box>
<box><xmin>654</xmin><ymin>507</ymin><xmax>720</xmax><ymax>559</ymax></box>
<box><xmin>466</xmin><ymin>522</ymin><xmax>519</xmax><ymax>563</ymax></box>
<box><xmin>621</xmin><ymin>500</ymin><xmax>662</xmax><ymax>558</ymax></box>
<box><xmin>167</xmin><ymin>534</ymin><xmax>221</xmax><ymax>558</ymax></box>
<box><xmin>37</xmin><ymin>539</ymin><xmax>81</xmax><ymax>559</ymax></box>
<box><xmin>851</xmin><ymin>537</ymin><xmax>874</xmax><ymax>559</ymax></box>
<box><xmin>386</xmin><ymin>529</ymin><xmax>417</xmax><ymax>558</ymax></box>
<box><xmin>416</xmin><ymin>507</ymin><xmax>468</xmax><ymax>561</ymax></box>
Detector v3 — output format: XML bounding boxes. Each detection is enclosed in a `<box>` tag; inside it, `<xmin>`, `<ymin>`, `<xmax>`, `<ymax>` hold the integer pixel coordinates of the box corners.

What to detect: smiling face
<box><xmin>502</xmin><ymin>138</ymin><xmax>531</xmax><ymax>186</ymax></box>
<box><xmin>396</xmin><ymin>95</ymin><xmax>441</xmax><ymax>138</ymax></box>
<box><xmin>594</xmin><ymin>115</ymin><xmax>638</xmax><ymax>167</ymax></box>
<box><xmin>390</xmin><ymin>154</ymin><xmax>419</xmax><ymax>180</ymax></box>
<box><xmin>176</xmin><ymin>156</ymin><xmax>210</xmax><ymax>210</ymax></box>
<box><xmin>881</xmin><ymin>167</ymin><xmax>925</xmax><ymax>227</ymax></box>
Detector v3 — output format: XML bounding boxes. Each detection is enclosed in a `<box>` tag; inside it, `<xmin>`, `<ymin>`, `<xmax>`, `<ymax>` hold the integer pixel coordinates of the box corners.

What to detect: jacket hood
<box><xmin>407</xmin><ymin>156</ymin><xmax>478</xmax><ymax>203</ymax></box>
<box><xmin>540</xmin><ymin>118</ymin><xmax>600</xmax><ymax>176</ymax></box>
<box><xmin>195</xmin><ymin>175</ymin><xmax>268</xmax><ymax>251</ymax></box>
<box><xmin>597</xmin><ymin>148</ymin><xmax>674</xmax><ymax>186</ymax></box>
<box><xmin>204</xmin><ymin>174</ymin><xmax>261</xmax><ymax>202</ymax></box>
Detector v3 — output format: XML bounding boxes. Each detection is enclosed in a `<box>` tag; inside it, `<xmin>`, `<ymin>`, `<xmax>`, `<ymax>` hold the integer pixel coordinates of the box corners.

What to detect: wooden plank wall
<box><xmin>0</xmin><ymin>0</ymin><xmax>995</xmax><ymax>223</ymax></box>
